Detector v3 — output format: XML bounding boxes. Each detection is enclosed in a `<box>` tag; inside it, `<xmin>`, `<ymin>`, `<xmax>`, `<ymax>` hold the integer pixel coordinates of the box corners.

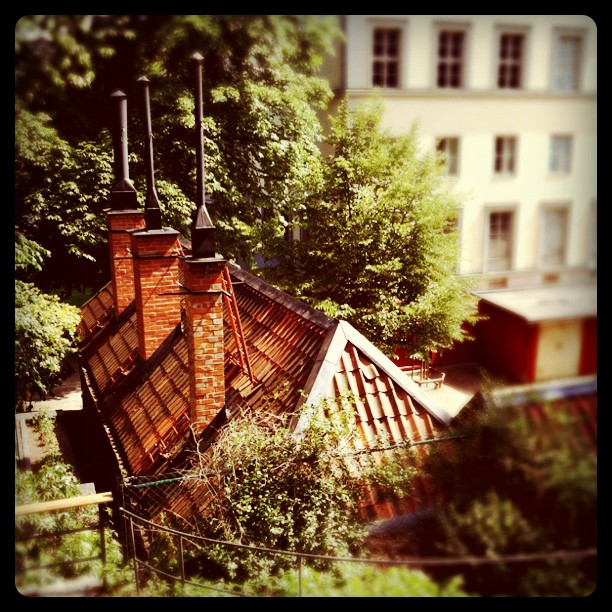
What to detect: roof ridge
<box><xmin>227</xmin><ymin>262</ymin><xmax>337</xmax><ymax>331</ymax></box>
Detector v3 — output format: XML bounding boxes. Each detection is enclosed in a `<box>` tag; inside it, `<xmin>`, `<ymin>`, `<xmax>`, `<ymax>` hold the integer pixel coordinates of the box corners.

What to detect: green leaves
<box><xmin>268</xmin><ymin>97</ymin><xmax>479</xmax><ymax>358</ymax></box>
<box><xmin>416</xmin><ymin>402</ymin><xmax>597</xmax><ymax>596</ymax></box>
<box><xmin>175</xmin><ymin>400</ymin><xmax>420</xmax><ymax>581</ymax></box>
<box><xmin>16</xmin><ymin>15</ymin><xmax>340</xmax><ymax>285</ymax></box>
<box><xmin>15</xmin><ymin>279</ymin><xmax>80</xmax><ymax>408</ymax></box>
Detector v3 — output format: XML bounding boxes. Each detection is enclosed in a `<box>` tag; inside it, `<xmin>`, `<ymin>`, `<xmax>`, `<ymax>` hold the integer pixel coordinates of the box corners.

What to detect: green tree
<box><xmin>15</xmin><ymin>15</ymin><xmax>341</xmax><ymax>292</ymax></box>
<box><xmin>14</xmin><ymin>232</ymin><xmax>81</xmax><ymax>409</ymax></box>
<box><xmin>266</xmin><ymin>98</ymin><xmax>479</xmax><ymax>359</ymax></box>
<box><xmin>411</xmin><ymin>400</ymin><xmax>597</xmax><ymax>596</ymax></box>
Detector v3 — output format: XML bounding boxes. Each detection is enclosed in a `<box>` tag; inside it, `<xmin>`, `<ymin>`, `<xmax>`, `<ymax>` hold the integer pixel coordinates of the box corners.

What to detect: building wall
<box><xmin>579</xmin><ymin>317</ymin><xmax>597</xmax><ymax>376</ymax></box>
<box><xmin>327</xmin><ymin>15</ymin><xmax>597</xmax><ymax>288</ymax></box>
<box><xmin>474</xmin><ymin>302</ymin><xmax>538</xmax><ymax>384</ymax></box>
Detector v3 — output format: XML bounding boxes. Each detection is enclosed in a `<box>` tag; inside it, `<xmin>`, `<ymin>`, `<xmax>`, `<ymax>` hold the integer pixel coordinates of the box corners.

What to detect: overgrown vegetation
<box><xmin>389</xmin><ymin>398</ymin><xmax>598</xmax><ymax>597</ymax></box>
<box><xmin>14</xmin><ymin>232</ymin><xmax>81</xmax><ymax>410</ymax></box>
<box><xmin>141</xmin><ymin>399</ymin><xmax>421</xmax><ymax>587</ymax></box>
<box><xmin>15</xmin><ymin>413</ymin><xmax>129</xmax><ymax>594</ymax></box>
<box><xmin>15</xmin><ymin>411</ymin><xmax>472</xmax><ymax>597</ymax></box>
<box><xmin>18</xmin><ymin>396</ymin><xmax>594</xmax><ymax>597</ymax></box>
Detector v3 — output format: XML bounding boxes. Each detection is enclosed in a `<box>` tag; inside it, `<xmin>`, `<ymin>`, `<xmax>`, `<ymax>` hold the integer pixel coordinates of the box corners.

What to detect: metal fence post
<box><xmin>99</xmin><ymin>505</ymin><xmax>107</xmax><ymax>565</ymax></box>
<box><xmin>179</xmin><ymin>535</ymin><xmax>185</xmax><ymax>584</ymax></box>
<box><xmin>128</xmin><ymin>515</ymin><xmax>140</xmax><ymax>596</ymax></box>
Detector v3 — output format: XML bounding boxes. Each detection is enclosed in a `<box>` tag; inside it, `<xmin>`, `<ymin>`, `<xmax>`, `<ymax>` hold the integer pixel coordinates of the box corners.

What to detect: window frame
<box><xmin>551</xmin><ymin>27</ymin><xmax>585</xmax><ymax>92</ymax></box>
<box><xmin>434</xmin><ymin>23</ymin><xmax>470</xmax><ymax>89</ymax></box>
<box><xmin>493</xmin><ymin>135</ymin><xmax>518</xmax><ymax>176</ymax></box>
<box><xmin>371</xmin><ymin>25</ymin><xmax>403</xmax><ymax>89</ymax></box>
<box><xmin>484</xmin><ymin>205</ymin><xmax>517</xmax><ymax>273</ymax></box>
<box><xmin>549</xmin><ymin>134</ymin><xmax>573</xmax><ymax>175</ymax></box>
<box><xmin>539</xmin><ymin>202</ymin><xmax>571</xmax><ymax>268</ymax></box>
<box><xmin>495</xmin><ymin>25</ymin><xmax>530</xmax><ymax>90</ymax></box>
<box><xmin>436</xmin><ymin>136</ymin><xmax>461</xmax><ymax>177</ymax></box>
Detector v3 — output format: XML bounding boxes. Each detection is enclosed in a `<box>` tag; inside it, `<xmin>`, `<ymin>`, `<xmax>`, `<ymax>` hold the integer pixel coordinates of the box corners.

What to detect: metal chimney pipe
<box><xmin>110</xmin><ymin>89</ymin><xmax>138</xmax><ymax>210</ymax></box>
<box><xmin>192</xmin><ymin>52</ymin><xmax>206</xmax><ymax>210</ymax></box>
<box><xmin>138</xmin><ymin>76</ymin><xmax>162</xmax><ymax>230</ymax></box>
<box><xmin>190</xmin><ymin>52</ymin><xmax>216</xmax><ymax>258</ymax></box>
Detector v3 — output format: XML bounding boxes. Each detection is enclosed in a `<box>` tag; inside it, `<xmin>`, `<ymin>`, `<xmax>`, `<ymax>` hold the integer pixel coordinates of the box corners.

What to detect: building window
<box><xmin>552</xmin><ymin>30</ymin><xmax>583</xmax><ymax>91</ymax></box>
<box><xmin>540</xmin><ymin>205</ymin><xmax>569</xmax><ymax>267</ymax></box>
<box><xmin>372</xmin><ymin>28</ymin><xmax>401</xmax><ymax>88</ymax></box>
<box><xmin>437</xmin><ymin>137</ymin><xmax>460</xmax><ymax>176</ymax></box>
<box><xmin>494</xmin><ymin>136</ymin><xmax>517</xmax><ymax>175</ymax></box>
<box><xmin>437</xmin><ymin>30</ymin><xmax>465</xmax><ymax>88</ymax></box>
<box><xmin>549</xmin><ymin>135</ymin><xmax>572</xmax><ymax>174</ymax></box>
<box><xmin>497</xmin><ymin>32</ymin><xmax>525</xmax><ymax>89</ymax></box>
<box><xmin>486</xmin><ymin>209</ymin><xmax>514</xmax><ymax>272</ymax></box>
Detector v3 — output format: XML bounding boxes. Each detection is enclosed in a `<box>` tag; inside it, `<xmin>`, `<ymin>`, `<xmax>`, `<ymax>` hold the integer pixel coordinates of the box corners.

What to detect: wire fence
<box><xmin>119</xmin><ymin>505</ymin><xmax>597</xmax><ymax>597</ymax></box>
<box><xmin>14</xmin><ymin>489</ymin><xmax>597</xmax><ymax>597</ymax></box>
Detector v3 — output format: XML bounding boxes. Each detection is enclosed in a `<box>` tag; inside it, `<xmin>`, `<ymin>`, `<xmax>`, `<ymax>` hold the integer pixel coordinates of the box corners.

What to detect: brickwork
<box><xmin>131</xmin><ymin>229</ymin><xmax>182</xmax><ymax>361</ymax></box>
<box><xmin>107</xmin><ymin>210</ymin><xmax>145</xmax><ymax>315</ymax></box>
<box><xmin>180</xmin><ymin>257</ymin><xmax>227</xmax><ymax>435</ymax></box>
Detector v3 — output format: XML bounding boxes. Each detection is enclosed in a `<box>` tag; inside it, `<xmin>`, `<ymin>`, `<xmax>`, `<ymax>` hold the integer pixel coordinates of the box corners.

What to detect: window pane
<box><xmin>494</xmin><ymin>137</ymin><xmax>516</xmax><ymax>174</ymax></box>
<box><xmin>488</xmin><ymin>211</ymin><xmax>513</xmax><ymax>271</ymax></box>
<box><xmin>437</xmin><ymin>30</ymin><xmax>464</xmax><ymax>88</ymax></box>
<box><xmin>553</xmin><ymin>34</ymin><xmax>581</xmax><ymax>91</ymax></box>
<box><xmin>437</xmin><ymin>137</ymin><xmax>459</xmax><ymax>176</ymax></box>
<box><xmin>550</xmin><ymin>136</ymin><xmax>572</xmax><ymax>173</ymax></box>
<box><xmin>498</xmin><ymin>33</ymin><xmax>523</xmax><ymax>89</ymax></box>
<box><xmin>373</xmin><ymin>28</ymin><xmax>401</xmax><ymax>88</ymax></box>
<box><xmin>542</xmin><ymin>208</ymin><xmax>568</xmax><ymax>265</ymax></box>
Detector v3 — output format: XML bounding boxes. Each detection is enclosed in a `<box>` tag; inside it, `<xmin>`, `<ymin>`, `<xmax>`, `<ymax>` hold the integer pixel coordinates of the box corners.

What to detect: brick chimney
<box><xmin>131</xmin><ymin>228</ymin><xmax>182</xmax><ymax>360</ymax></box>
<box><xmin>107</xmin><ymin>89</ymin><xmax>145</xmax><ymax>316</ymax></box>
<box><xmin>130</xmin><ymin>77</ymin><xmax>183</xmax><ymax>361</ymax></box>
<box><xmin>180</xmin><ymin>257</ymin><xmax>226</xmax><ymax>434</ymax></box>
<box><xmin>180</xmin><ymin>53</ymin><xmax>226</xmax><ymax>435</ymax></box>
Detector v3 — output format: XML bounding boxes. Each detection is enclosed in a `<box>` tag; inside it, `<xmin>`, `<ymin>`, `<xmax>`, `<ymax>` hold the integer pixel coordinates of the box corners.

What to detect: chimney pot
<box><xmin>110</xmin><ymin>89</ymin><xmax>138</xmax><ymax>210</ymax></box>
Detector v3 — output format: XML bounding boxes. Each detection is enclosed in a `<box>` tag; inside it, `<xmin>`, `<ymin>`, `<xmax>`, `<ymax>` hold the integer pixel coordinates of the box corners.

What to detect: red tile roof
<box><xmin>490</xmin><ymin>379</ymin><xmax>597</xmax><ymax>454</ymax></box>
<box><xmin>79</xmin><ymin>262</ymin><xmax>455</xmax><ymax>521</ymax></box>
<box><xmin>77</xmin><ymin>282</ymin><xmax>114</xmax><ymax>345</ymax></box>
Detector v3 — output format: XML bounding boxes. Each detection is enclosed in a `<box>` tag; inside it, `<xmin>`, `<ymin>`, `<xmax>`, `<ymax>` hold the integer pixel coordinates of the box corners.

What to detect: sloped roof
<box><xmin>79</xmin><ymin>261</ymin><xmax>454</xmax><ymax>520</ymax></box>
<box><xmin>489</xmin><ymin>376</ymin><xmax>597</xmax><ymax>453</ymax></box>
<box><xmin>474</xmin><ymin>283</ymin><xmax>597</xmax><ymax>323</ymax></box>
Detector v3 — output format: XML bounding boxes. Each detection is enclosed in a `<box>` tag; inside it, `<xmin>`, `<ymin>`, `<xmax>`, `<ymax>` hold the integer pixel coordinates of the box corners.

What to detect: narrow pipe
<box><xmin>110</xmin><ymin>89</ymin><xmax>138</xmax><ymax>210</ymax></box>
<box><xmin>190</xmin><ymin>52</ymin><xmax>216</xmax><ymax>258</ymax></box>
<box><xmin>138</xmin><ymin>76</ymin><xmax>162</xmax><ymax>230</ymax></box>
<box><xmin>192</xmin><ymin>52</ymin><xmax>205</xmax><ymax>210</ymax></box>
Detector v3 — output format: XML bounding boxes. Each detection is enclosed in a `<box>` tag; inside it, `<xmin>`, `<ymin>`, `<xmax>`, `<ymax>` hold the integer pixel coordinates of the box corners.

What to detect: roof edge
<box><xmin>294</xmin><ymin>319</ymin><xmax>454</xmax><ymax>434</ymax></box>
<box><xmin>338</xmin><ymin>321</ymin><xmax>454</xmax><ymax>426</ymax></box>
<box><xmin>227</xmin><ymin>262</ymin><xmax>337</xmax><ymax>331</ymax></box>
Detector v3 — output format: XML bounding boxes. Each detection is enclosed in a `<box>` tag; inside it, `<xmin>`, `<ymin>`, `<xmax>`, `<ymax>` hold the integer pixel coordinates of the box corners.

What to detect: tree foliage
<box><xmin>157</xmin><ymin>400</ymin><xmax>419</xmax><ymax>583</ymax></box>
<box><xmin>405</xmin><ymin>400</ymin><xmax>597</xmax><ymax>596</ymax></box>
<box><xmin>266</xmin><ymin>98</ymin><xmax>480</xmax><ymax>358</ymax></box>
<box><xmin>15</xmin><ymin>15</ymin><xmax>340</xmax><ymax>292</ymax></box>
<box><xmin>14</xmin><ymin>233</ymin><xmax>81</xmax><ymax>409</ymax></box>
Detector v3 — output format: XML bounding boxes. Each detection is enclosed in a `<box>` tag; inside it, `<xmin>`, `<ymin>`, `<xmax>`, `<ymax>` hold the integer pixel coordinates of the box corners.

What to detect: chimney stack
<box><xmin>180</xmin><ymin>52</ymin><xmax>226</xmax><ymax>435</ymax></box>
<box><xmin>107</xmin><ymin>89</ymin><xmax>145</xmax><ymax>316</ymax></box>
<box><xmin>130</xmin><ymin>77</ymin><xmax>183</xmax><ymax>361</ymax></box>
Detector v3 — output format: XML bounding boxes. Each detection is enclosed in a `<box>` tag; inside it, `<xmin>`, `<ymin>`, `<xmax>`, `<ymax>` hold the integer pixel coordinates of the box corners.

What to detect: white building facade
<box><xmin>322</xmin><ymin>15</ymin><xmax>597</xmax><ymax>291</ymax></box>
